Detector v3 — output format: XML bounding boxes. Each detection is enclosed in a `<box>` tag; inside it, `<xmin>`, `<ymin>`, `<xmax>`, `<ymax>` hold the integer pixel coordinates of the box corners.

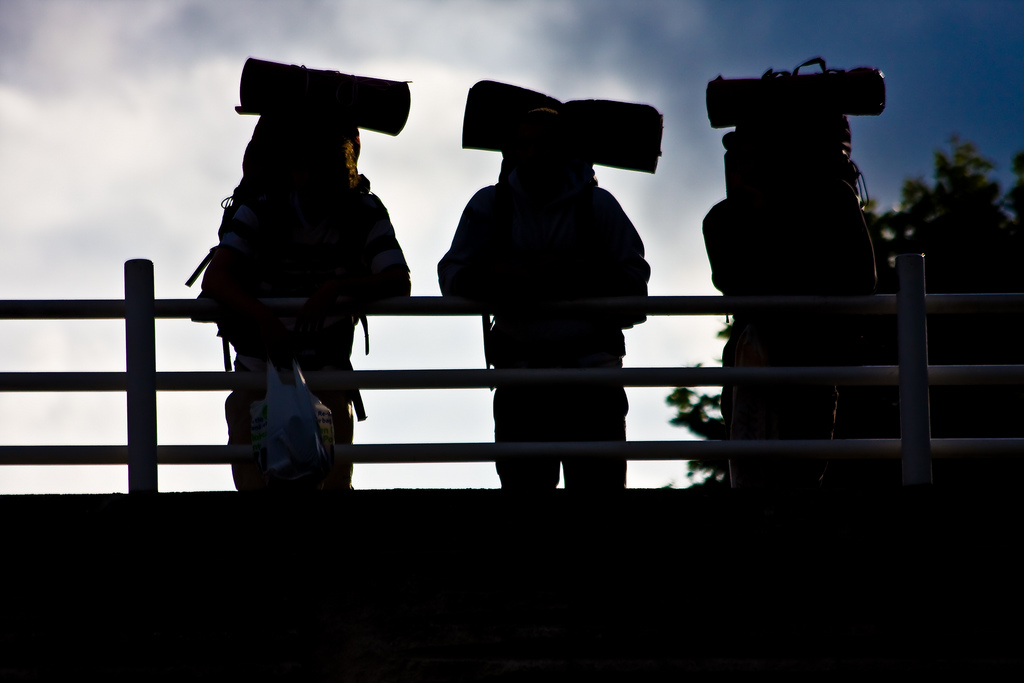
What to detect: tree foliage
<box><xmin>666</xmin><ymin>336</ymin><xmax>731</xmax><ymax>488</ymax></box>
<box><xmin>868</xmin><ymin>138</ymin><xmax>1023</xmax><ymax>296</ymax></box>
<box><xmin>667</xmin><ymin>385</ymin><xmax>727</xmax><ymax>440</ymax></box>
<box><xmin>864</xmin><ymin>138</ymin><xmax>1024</xmax><ymax>452</ymax></box>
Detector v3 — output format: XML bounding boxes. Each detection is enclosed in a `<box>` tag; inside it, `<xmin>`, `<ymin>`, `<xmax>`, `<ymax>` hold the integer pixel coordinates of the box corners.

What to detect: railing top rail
<box><xmin>176</xmin><ymin>294</ymin><xmax>901</xmax><ymax>318</ymax></box>
<box><xmin>170</xmin><ymin>294</ymin><xmax>898</xmax><ymax>319</ymax></box>
<box><xmin>4</xmin><ymin>293</ymin><xmax>1024</xmax><ymax>321</ymax></box>
<box><xmin>0</xmin><ymin>300</ymin><xmax>127</xmax><ymax>320</ymax></box>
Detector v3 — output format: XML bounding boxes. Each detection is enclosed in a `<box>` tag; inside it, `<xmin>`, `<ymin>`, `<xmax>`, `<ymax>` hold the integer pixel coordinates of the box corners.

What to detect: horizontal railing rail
<box><xmin>4</xmin><ymin>292</ymin><xmax>1024</xmax><ymax>321</ymax></box>
<box><xmin>6</xmin><ymin>365</ymin><xmax>1024</xmax><ymax>393</ymax></box>
<box><xmin>1</xmin><ymin>254</ymin><xmax>1021</xmax><ymax>491</ymax></box>
<box><xmin>2</xmin><ymin>438</ymin><xmax>1022</xmax><ymax>467</ymax></box>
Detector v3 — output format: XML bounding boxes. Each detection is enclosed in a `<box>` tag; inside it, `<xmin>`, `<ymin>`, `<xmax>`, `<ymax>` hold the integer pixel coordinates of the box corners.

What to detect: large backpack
<box><xmin>186</xmin><ymin>184</ymin><xmax>372</xmax><ymax>422</ymax></box>
<box><xmin>702</xmin><ymin>58</ymin><xmax>885</xmax><ymax>446</ymax></box>
<box><xmin>186</xmin><ymin>116</ymin><xmax>375</xmax><ymax>421</ymax></box>
<box><xmin>702</xmin><ymin>58</ymin><xmax>883</xmax><ymax>298</ymax></box>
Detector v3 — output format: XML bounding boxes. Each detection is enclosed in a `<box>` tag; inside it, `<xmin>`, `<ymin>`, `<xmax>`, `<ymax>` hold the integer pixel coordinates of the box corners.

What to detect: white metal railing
<box><xmin>2</xmin><ymin>254</ymin><xmax>1024</xmax><ymax>491</ymax></box>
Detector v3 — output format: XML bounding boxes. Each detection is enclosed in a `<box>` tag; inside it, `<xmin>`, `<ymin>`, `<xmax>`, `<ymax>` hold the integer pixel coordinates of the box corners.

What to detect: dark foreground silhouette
<box><xmin>5</xmin><ymin>488</ymin><xmax>1024</xmax><ymax>680</ymax></box>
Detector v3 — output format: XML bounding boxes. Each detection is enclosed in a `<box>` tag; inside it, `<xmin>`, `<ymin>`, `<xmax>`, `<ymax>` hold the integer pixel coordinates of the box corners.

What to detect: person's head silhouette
<box><xmin>512</xmin><ymin>107</ymin><xmax>573</xmax><ymax>201</ymax></box>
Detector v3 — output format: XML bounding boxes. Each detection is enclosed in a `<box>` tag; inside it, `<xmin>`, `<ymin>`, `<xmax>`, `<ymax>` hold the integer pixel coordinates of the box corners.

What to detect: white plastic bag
<box><xmin>250</xmin><ymin>359</ymin><xmax>334</xmax><ymax>486</ymax></box>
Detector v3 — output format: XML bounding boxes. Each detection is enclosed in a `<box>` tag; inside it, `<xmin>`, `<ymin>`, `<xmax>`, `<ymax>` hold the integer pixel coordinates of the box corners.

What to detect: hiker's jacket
<box><xmin>438</xmin><ymin>160</ymin><xmax>649</xmax><ymax>363</ymax></box>
<box><xmin>219</xmin><ymin>176</ymin><xmax>408</xmax><ymax>369</ymax></box>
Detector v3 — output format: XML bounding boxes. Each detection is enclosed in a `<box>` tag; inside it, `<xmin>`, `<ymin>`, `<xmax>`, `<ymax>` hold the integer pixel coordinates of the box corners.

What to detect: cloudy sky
<box><xmin>0</xmin><ymin>0</ymin><xmax>1021</xmax><ymax>493</ymax></box>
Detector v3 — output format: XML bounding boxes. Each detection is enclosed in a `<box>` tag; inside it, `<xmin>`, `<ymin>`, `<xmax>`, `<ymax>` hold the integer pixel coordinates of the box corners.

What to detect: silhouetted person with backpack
<box><xmin>202</xmin><ymin>110</ymin><xmax>410</xmax><ymax>490</ymax></box>
<box><xmin>439</xmin><ymin>107</ymin><xmax>650</xmax><ymax>491</ymax></box>
<box><xmin>703</xmin><ymin>86</ymin><xmax>878</xmax><ymax>488</ymax></box>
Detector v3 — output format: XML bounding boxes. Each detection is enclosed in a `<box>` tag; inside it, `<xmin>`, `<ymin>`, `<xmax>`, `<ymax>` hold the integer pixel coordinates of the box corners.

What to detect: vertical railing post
<box><xmin>896</xmin><ymin>253</ymin><xmax>932</xmax><ymax>485</ymax></box>
<box><xmin>125</xmin><ymin>259</ymin><xmax>158</xmax><ymax>493</ymax></box>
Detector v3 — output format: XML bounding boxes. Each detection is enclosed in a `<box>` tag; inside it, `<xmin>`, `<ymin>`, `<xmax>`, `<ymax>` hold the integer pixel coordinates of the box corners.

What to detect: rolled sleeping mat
<box><xmin>462</xmin><ymin>80</ymin><xmax>663</xmax><ymax>174</ymax></box>
<box><xmin>560</xmin><ymin>99</ymin><xmax>663</xmax><ymax>174</ymax></box>
<box><xmin>461</xmin><ymin>80</ymin><xmax>562</xmax><ymax>153</ymax></box>
<box><xmin>235</xmin><ymin>57</ymin><xmax>411</xmax><ymax>136</ymax></box>
<box><xmin>707</xmin><ymin>60</ymin><xmax>885</xmax><ymax>129</ymax></box>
